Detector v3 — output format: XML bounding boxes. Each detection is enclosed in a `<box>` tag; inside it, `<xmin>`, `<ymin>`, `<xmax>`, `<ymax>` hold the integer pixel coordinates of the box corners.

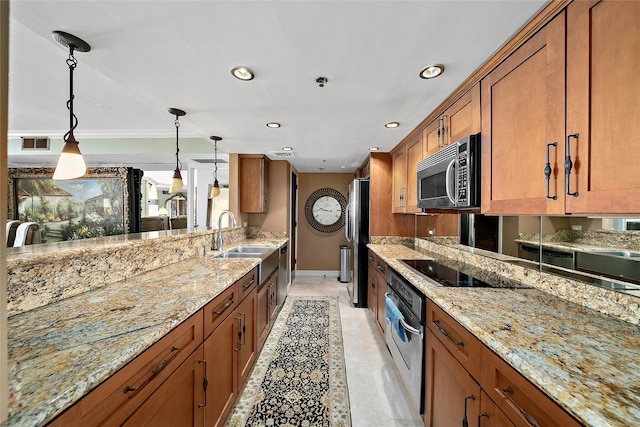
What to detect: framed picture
<box><xmin>8</xmin><ymin>167</ymin><xmax>131</xmax><ymax>243</ymax></box>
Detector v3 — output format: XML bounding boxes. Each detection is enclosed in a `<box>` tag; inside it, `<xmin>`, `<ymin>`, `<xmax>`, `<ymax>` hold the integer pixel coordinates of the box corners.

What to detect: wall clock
<box><xmin>304</xmin><ymin>188</ymin><xmax>347</xmax><ymax>233</ymax></box>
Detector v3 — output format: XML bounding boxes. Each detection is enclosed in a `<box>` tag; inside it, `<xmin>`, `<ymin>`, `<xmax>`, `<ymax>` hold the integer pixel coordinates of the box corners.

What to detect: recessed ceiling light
<box><xmin>385</xmin><ymin>121</ymin><xmax>399</xmax><ymax>128</ymax></box>
<box><xmin>339</xmin><ymin>165</ymin><xmax>346</xmax><ymax>169</ymax></box>
<box><xmin>419</xmin><ymin>64</ymin><xmax>445</xmax><ymax>79</ymax></box>
<box><xmin>282</xmin><ymin>146</ymin><xmax>293</xmax><ymax>151</ymax></box>
<box><xmin>231</xmin><ymin>66</ymin><xmax>255</xmax><ymax>81</ymax></box>
<box><xmin>369</xmin><ymin>147</ymin><xmax>379</xmax><ymax>152</ymax></box>
<box><xmin>266</xmin><ymin>122</ymin><xmax>281</xmax><ymax>128</ymax></box>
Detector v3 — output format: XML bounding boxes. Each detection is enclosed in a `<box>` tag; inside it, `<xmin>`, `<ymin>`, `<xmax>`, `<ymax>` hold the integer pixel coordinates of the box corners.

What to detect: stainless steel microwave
<box><xmin>417</xmin><ymin>134</ymin><xmax>480</xmax><ymax>210</ymax></box>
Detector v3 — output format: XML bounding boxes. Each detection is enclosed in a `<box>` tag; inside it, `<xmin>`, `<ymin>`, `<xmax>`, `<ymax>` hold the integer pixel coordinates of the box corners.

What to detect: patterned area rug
<box><xmin>226</xmin><ymin>296</ymin><xmax>351</xmax><ymax>427</ymax></box>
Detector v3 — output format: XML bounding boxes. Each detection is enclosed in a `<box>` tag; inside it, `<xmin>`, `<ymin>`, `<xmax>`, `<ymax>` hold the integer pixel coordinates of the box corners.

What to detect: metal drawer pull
<box><xmin>544</xmin><ymin>142</ymin><xmax>558</xmax><ymax>200</ymax></box>
<box><xmin>242</xmin><ymin>278</ymin><xmax>255</xmax><ymax>289</ymax></box>
<box><xmin>212</xmin><ymin>297</ymin><xmax>234</xmax><ymax>315</ymax></box>
<box><xmin>124</xmin><ymin>346</ymin><xmax>180</xmax><ymax>394</ymax></box>
<box><xmin>498</xmin><ymin>387</ymin><xmax>541</xmax><ymax>427</ymax></box>
<box><xmin>240</xmin><ymin>312</ymin><xmax>247</xmax><ymax>346</ymax></box>
<box><xmin>433</xmin><ymin>319</ymin><xmax>464</xmax><ymax>346</ymax></box>
<box><xmin>399</xmin><ymin>318</ymin><xmax>421</xmax><ymax>336</ymax></box>
<box><xmin>198</xmin><ymin>359</ymin><xmax>207</xmax><ymax>408</ymax></box>
<box><xmin>564</xmin><ymin>133</ymin><xmax>579</xmax><ymax>197</ymax></box>
<box><xmin>462</xmin><ymin>395</ymin><xmax>475</xmax><ymax>427</ymax></box>
<box><xmin>478</xmin><ymin>412</ymin><xmax>489</xmax><ymax>426</ymax></box>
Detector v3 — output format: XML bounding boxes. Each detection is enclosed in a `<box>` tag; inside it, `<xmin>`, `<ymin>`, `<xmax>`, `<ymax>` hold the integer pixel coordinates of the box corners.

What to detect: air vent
<box><xmin>192</xmin><ymin>159</ymin><xmax>228</xmax><ymax>164</ymax></box>
<box><xmin>21</xmin><ymin>137</ymin><xmax>50</xmax><ymax>150</ymax></box>
<box><xmin>271</xmin><ymin>151</ymin><xmax>295</xmax><ymax>158</ymax></box>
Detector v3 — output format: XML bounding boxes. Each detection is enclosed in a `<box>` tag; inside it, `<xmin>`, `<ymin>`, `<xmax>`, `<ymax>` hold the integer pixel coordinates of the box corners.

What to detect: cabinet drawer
<box><xmin>480</xmin><ymin>346</ymin><xmax>582</xmax><ymax>427</ymax></box>
<box><xmin>375</xmin><ymin>259</ymin><xmax>387</xmax><ymax>277</ymax></box>
<box><xmin>238</xmin><ymin>267</ymin><xmax>258</xmax><ymax>302</ymax></box>
<box><xmin>204</xmin><ymin>283</ymin><xmax>240</xmax><ymax>339</ymax></box>
<box><xmin>426</xmin><ymin>300</ymin><xmax>481</xmax><ymax>379</ymax></box>
<box><xmin>368</xmin><ymin>250</ymin><xmax>377</xmax><ymax>266</ymax></box>
<box><xmin>77</xmin><ymin>312</ymin><xmax>203</xmax><ymax>427</ymax></box>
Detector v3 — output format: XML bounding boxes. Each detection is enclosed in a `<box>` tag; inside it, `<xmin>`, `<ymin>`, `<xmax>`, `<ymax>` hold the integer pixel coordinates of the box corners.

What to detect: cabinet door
<box><xmin>448</xmin><ymin>83</ymin><xmax>481</xmax><ymax>143</ymax></box>
<box><xmin>256</xmin><ymin>281</ymin><xmax>271</xmax><ymax>352</ymax></box>
<box><xmin>423</xmin><ymin>118</ymin><xmax>442</xmax><ymax>157</ymax></box>
<box><xmin>375</xmin><ymin>268</ymin><xmax>387</xmax><ymax>335</ymax></box>
<box><xmin>204</xmin><ymin>311</ymin><xmax>239</xmax><ymax>427</ymax></box>
<box><xmin>481</xmin><ymin>13</ymin><xmax>566</xmax><ymax>215</ymax></box>
<box><xmin>565</xmin><ymin>0</ymin><xmax>640</xmax><ymax>213</ymax></box>
<box><xmin>478</xmin><ymin>391</ymin><xmax>515</xmax><ymax>427</ymax></box>
<box><xmin>122</xmin><ymin>346</ymin><xmax>205</xmax><ymax>427</ymax></box>
<box><xmin>239</xmin><ymin>155</ymin><xmax>270</xmax><ymax>213</ymax></box>
<box><xmin>367</xmin><ymin>250</ymin><xmax>377</xmax><ymax>314</ymax></box>
<box><xmin>424</xmin><ymin>328</ymin><xmax>481</xmax><ymax>427</ymax></box>
<box><xmin>392</xmin><ymin>149</ymin><xmax>407</xmax><ymax>212</ymax></box>
<box><xmin>405</xmin><ymin>134</ymin><xmax>424</xmax><ymax>213</ymax></box>
<box><xmin>237</xmin><ymin>288</ymin><xmax>257</xmax><ymax>387</ymax></box>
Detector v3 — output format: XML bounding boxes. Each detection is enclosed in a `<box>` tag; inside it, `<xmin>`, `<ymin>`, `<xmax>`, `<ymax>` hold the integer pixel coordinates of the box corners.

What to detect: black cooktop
<box><xmin>400</xmin><ymin>259</ymin><xmax>493</xmax><ymax>287</ymax></box>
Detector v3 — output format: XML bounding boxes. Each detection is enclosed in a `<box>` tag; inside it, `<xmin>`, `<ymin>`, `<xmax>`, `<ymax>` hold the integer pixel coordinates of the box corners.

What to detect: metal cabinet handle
<box><xmin>124</xmin><ymin>346</ymin><xmax>180</xmax><ymax>394</ymax></box>
<box><xmin>478</xmin><ymin>412</ymin><xmax>489</xmax><ymax>426</ymax></box>
<box><xmin>198</xmin><ymin>359</ymin><xmax>207</xmax><ymax>408</ymax></box>
<box><xmin>545</xmin><ymin>142</ymin><xmax>558</xmax><ymax>200</ymax></box>
<box><xmin>564</xmin><ymin>133</ymin><xmax>579</xmax><ymax>197</ymax></box>
<box><xmin>433</xmin><ymin>319</ymin><xmax>464</xmax><ymax>346</ymax></box>
<box><xmin>242</xmin><ymin>278</ymin><xmax>255</xmax><ymax>289</ymax></box>
<box><xmin>235</xmin><ymin>315</ymin><xmax>242</xmax><ymax>351</ymax></box>
<box><xmin>377</xmin><ymin>263</ymin><xmax>385</xmax><ymax>272</ymax></box>
<box><xmin>437</xmin><ymin>117</ymin><xmax>443</xmax><ymax>148</ymax></box>
<box><xmin>498</xmin><ymin>387</ymin><xmax>541</xmax><ymax>427</ymax></box>
<box><xmin>462</xmin><ymin>395</ymin><xmax>475</xmax><ymax>427</ymax></box>
<box><xmin>240</xmin><ymin>312</ymin><xmax>247</xmax><ymax>346</ymax></box>
<box><xmin>441</xmin><ymin>115</ymin><xmax>448</xmax><ymax>146</ymax></box>
<box><xmin>212</xmin><ymin>296</ymin><xmax>234</xmax><ymax>315</ymax></box>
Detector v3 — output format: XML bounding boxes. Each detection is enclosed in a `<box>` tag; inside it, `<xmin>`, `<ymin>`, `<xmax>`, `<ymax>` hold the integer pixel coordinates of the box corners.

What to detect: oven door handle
<box><xmin>445</xmin><ymin>158</ymin><xmax>457</xmax><ymax>205</ymax></box>
<box><xmin>399</xmin><ymin>318</ymin><xmax>422</xmax><ymax>337</ymax></box>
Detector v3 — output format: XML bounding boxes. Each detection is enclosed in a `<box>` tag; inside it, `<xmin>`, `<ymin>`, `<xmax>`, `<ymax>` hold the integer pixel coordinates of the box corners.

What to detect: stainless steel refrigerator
<box><xmin>345</xmin><ymin>178</ymin><xmax>370</xmax><ymax>307</ymax></box>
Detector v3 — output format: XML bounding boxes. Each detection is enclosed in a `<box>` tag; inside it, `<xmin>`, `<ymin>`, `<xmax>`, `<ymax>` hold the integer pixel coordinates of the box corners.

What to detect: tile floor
<box><xmin>288</xmin><ymin>275</ymin><xmax>423</xmax><ymax>427</ymax></box>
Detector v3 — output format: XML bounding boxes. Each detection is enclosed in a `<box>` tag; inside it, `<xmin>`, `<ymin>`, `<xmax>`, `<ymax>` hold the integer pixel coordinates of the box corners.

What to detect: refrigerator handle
<box><xmin>345</xmin><ymin>202</ymin><xmax>352</xmax><ymax>242</ymax></box>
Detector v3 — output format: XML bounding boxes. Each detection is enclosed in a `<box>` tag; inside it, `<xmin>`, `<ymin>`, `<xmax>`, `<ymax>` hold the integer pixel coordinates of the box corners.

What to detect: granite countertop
<box><xmin>369</xmin><ymin>244</ymin><xmax>640</xmax><ymax>427</ymax></box>
<box><xmin>4</xmin><ymin>238</ymin><xmax>286</xmax><ymax>427</ymax></box>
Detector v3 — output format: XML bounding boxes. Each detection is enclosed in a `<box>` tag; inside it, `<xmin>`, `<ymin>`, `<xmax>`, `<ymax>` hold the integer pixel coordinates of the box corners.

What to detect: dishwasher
<box><xmin>277</xmin><ymin>243</ymin><xmax>288</xmax><ymax>309</ymax></box>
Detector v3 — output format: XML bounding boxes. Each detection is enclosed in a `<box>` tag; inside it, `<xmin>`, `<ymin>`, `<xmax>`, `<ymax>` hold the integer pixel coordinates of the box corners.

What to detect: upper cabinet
<box><xmin>239</xmin><ymin>154</ymin><xmax>270</xmax><ymax>213</ymax></box>
<box><xmin>482</xmin><ymin>0</ymin><xmax>640</xmax><ymax>215</ymax></box>
<box><xmin>392</xmin><ymin>134</ymin><xmax>423</xmax><ymax>214</ymax></box>
<box><xmin>565</xmin><ymin>0</ymin><xmax>640</xmax><ymax>214</ymax></box>
<box><xmin>423</xmin><ymin>83</ymin><xmax>481</xmax><ymax>158</ymax></box>
<box><xmin>481</xmin><ymin>12</ymin><xmax>566</xmax><ymax>215</ymax></box>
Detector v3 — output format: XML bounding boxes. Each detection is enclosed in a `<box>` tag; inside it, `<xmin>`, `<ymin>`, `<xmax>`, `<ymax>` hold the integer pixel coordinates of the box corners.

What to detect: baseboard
<box><xmin>296</xmin><ymin>270</ymin><xmax>340</xmax><ymax>278</ymax></box>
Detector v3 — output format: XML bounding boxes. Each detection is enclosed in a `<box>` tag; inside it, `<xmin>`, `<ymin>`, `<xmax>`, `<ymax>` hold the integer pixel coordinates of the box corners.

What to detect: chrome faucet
<box><xmin>213</xmin><ymin>210</ymin><xmax>237</xmax><ymax>251</ymax></box>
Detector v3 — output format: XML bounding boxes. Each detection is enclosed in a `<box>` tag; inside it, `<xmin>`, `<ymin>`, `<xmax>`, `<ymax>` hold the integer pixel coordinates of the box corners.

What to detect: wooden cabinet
<box><xmin>424</xmin><ymin>298</ymin><xmax>581</xmax><ymax>427</ymax></box>
<box><xmin>366</xmin><ymin>249</ymin><xmax>387</xmax><ymax>336</ymax></box>
<box><xmin>237</xmin><ymin>287</ymin><xmax>257</xmax><ymax>386</ymax></box>
<box><xmin>392</xmin><ymin>133</ymin><xmax>423</xmax><ymax>213</ymax></box>
<box><xmin>480</xmin><ymin>346</ymin><xmax>581</xmax><ymax>427</ymax></box>
<box><xmin>48</xmin><ymin>312</ymin><xmax>204</xmax><ymax>427</ymax></box>
<box><xmin>564</xmin><ymin>0</ymin><xmax>640</xmax><ymax>214</ymax></box>
<box><xmin>423</xmin><ymin>83</ymin><xmax>481</xmax><ymax>158</ymax></box>
<box><xmin>239</xmin><ymin>154</ymin><xmax>270</xmax><ymax>213</ymax></box>
<box><xmin>424</xmin><ymin>328</ymin><xmax>481</xmax><ymax>427</ymax></box>
<box><xmin>257</xmin><ymin>268</ymin><xmax>278</xmax><ymax>351</ymax></box>
<box><xmin>204</xmin><ymin>280</ymin><xmax>240</xmax><ymax>339</ymax></box>
<box><xmin>481</xmin><ymin>12</ymin><xmax>566</xmax><ymax>215</ymax></box>
<box><xmin>482</xmin><ymin>2</ymin><xmax>640</xmax><ymax>215</ymax></box>
<box><xmin>123</xmin><ymin>346</ymin><xmax>205</xmax><ymax>427</ymax></box>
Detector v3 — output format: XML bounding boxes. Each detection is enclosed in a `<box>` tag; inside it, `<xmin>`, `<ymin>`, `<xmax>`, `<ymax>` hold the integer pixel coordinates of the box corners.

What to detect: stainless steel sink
<box><xmin>227</xmin><ymin>246</ymin><xmax>273</xmax><ymax>254</ymax></box>
<box><xmin>212</xmin><ymin>246</ymin><xmax>279</xmax><ymax>285</ymax></box>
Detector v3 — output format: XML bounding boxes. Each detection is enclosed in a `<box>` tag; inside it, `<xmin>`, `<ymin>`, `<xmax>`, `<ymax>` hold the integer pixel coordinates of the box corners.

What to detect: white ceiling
<box><xmin>7</xmin><ymin>0</ymin><xmax>548</xmax><ymax>186</ymax></box>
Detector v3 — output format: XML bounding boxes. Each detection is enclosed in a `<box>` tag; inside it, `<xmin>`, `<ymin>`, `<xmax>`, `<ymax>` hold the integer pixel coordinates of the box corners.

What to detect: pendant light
<box><xmin>210</xmin><ymin>136</ymin><xmax>222</xmax><ymax>198</ymax></box>
<box><xmin>51</xmin><ymin>31</ymin><xmax>91</xmax><ymax>180</ymax></box>
<box><xmin>168</xmin><ymin>108</ymin><xmax>186</xmax><ymax>193</ymax></box>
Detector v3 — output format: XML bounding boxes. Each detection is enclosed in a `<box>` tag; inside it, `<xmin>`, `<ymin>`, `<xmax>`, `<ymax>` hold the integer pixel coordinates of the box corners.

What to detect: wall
<box><xmin>1</xmin><ymin>1</ymin><xmax>9</xmax><ymax>419</ymax></box>
<box><xmin>297</xmin><ymin>173</ymin><xmax>353</xmax><ymax>272</ymax></box>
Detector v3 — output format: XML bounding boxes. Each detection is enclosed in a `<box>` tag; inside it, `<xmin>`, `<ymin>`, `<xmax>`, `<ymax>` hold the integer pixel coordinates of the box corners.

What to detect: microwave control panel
<box><xmin>457</xmin><ymin>144</ymin><xmax>469</xmax><ymax>205</ymax></box>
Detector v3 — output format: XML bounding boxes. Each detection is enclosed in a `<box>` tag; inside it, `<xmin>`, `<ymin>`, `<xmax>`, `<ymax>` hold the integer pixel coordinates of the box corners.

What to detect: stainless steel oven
<box><xmin>385</xmin><ymin>268</ymin><xmax>426</xmax><ymax>414</ymax></box>
<box><xmin>417</xmin><ymin>133</ymin><xmax>480</xmax><ymax>210</ymax></box>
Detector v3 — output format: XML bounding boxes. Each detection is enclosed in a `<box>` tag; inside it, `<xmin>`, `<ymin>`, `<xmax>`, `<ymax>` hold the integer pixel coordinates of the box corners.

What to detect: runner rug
<box><xmin>226</xmin><ymin>296</ymin><xmax>351</xmax><ymax>427</ymax></box>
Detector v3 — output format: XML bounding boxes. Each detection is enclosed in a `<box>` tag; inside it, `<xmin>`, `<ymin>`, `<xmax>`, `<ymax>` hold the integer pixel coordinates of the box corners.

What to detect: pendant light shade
<box><xmin>210</xmin><ymin>136</ymin><xmax>222</xmax><ymax>198</ymax></box>
<box><xmin>168</xmin><ymin>108</ymin><xmax>186</xmax><ymax>193</ymax></box>
<box><xmin>52</xmin><ymin>31</ymin><xmax>91</xmax><ymax>180</ymax></box>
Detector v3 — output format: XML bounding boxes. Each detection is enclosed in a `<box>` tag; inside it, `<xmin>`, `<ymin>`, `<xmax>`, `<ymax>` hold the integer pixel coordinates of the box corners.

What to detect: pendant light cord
<box><xmin>174</xmin><ymin>117</ymin><xmax>182</xmax><ymax>171</ymax></box>
<box><xmin>214</xmin><ymin>141</ymin><xmax>218</xmax><ymax>181</ymax></box>
<box><xmin>64</xmin><ymin>46</ymin><xmax>79</xmax><ymax>144</ymax></box>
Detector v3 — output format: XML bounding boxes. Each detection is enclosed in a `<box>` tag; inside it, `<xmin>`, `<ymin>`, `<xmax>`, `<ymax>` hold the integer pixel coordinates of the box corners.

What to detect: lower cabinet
<box><xmin>257</xmin><ymin>269</ymin><xmax>278</xmax><ymax>351</ymax></box>
<box><xmin>367</xmin><ymin>249</ymin><xmax>387</xmax><ymax>336</ymax></box>
<box><xmin>424</xmin><ymin>299</ymin><xmax>582</xmax><ymax>427</ymax></box>
<box><xmin>424</xmin><ymin>328</ymin><xmax>481</xmax><ymax>427</ymax></box>
<box><xmin>123</xmin><ymin>346</ymin><xmax>206</xmax><ymax>426</ymax></box>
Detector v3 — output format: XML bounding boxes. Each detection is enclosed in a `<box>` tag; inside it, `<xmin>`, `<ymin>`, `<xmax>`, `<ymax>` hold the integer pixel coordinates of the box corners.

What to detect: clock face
<box><xmin>312</xmin><ymin>196</ymin><xmax>342</xmax><ymax>225</ymax></box>
<box><xmin>304</xmin><ymin>188</ymin><xmax>347</xmax><ymax>233</ymax></box>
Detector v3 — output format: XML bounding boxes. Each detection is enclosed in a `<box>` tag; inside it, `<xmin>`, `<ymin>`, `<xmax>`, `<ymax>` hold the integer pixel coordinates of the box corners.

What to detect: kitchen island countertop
<box><xmin>4</xmin><ymin>238</ymin><xmax>287</xmax><ymax>427</ymax></box>
<box><xmin>369</xmin><ymin>243</ymin><xmax>640</xmax><ymax>427</ymax></box>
